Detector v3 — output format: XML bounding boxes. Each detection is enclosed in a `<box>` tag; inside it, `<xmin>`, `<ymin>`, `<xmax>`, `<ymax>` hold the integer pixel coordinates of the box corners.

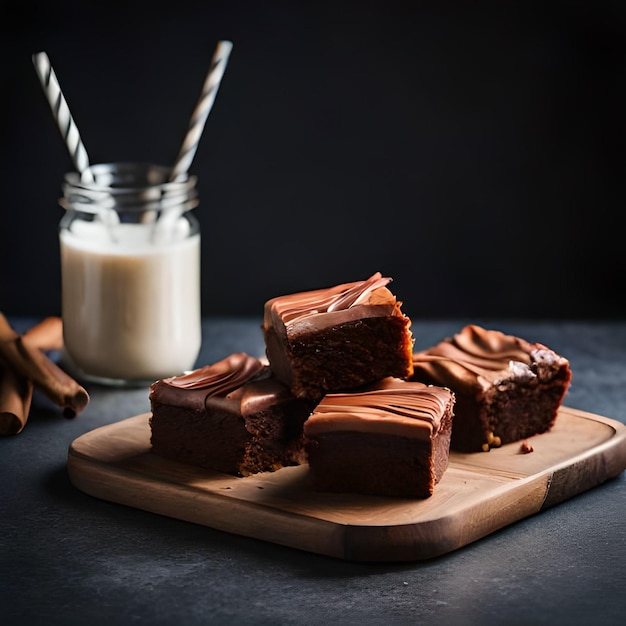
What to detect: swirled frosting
<box><xmin>263</xmin><ymin>272</ymin><xmax>404</xmax><ymax>333</ymax></box>
<box><xmin>164</xmin><ymin>352</ymin><xmax>266</xmax><ymax>393</ymax></box>
<box><xmin>149</xmin><ymin>353</ymin><xmax>270</xmax><ymax>410</ymax></box>
<box><xmin>412</xmin><ymin>325</ymin><xmax>570</xmax><ymax>393</ymax></box>
<box><xmin>304</xmin><ymin>378</ymin><xmax>453</xmax><ymax>441</ymax></box>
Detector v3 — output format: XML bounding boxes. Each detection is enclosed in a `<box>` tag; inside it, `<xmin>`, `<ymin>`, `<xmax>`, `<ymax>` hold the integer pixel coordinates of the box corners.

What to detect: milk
<box><xmin>60</xmin><ymin>220</ymin><xmax>201</xmax><ymax>383</ymax></box>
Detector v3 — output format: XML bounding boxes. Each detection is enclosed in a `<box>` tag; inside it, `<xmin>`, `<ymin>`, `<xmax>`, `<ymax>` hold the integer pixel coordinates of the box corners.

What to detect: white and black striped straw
<box><xmin>169</xmin><ymin>40</ymin><xmax>233</xmax><ymax>182</ymax></box>
<box><xmin>32</xmin><ymin>51</ymin><xmax>94</xmax><ymax>184</ymax></box>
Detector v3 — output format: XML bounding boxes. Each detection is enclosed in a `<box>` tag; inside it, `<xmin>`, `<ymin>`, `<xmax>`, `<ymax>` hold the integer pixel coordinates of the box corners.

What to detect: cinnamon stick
<box><xmin>0</xmin><ymin>315</ymin><xmax>33</xmax><ymax>435</ymax></box>
<box><xmin>0</xmin><ymin>365</ymin><xmax>33</xmax><ymax>435</ymax></box>
<box><xmin>0</xmin><ymin>315</ymin><xmax>89</xmax><ymax>432</ymax></box>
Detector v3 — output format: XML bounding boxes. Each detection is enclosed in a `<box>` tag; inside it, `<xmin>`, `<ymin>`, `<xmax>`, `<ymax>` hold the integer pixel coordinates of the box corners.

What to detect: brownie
<box><xmin>303</xmin><ymin>378</ymin><xmax>455</xmax><ymax>498</ymax></box>
<box><xmin>262</xmin><ymin>272</ymin><xmax>414</xmax><ymax>401</ymax></box>
<box><xmin>410</xmin><ymin>324</ymin><xmax>573</xmax><ymax>452</ymax></box>
<box><xmin>149</xmin><ymin>352</ymin><xmax>314</xmax><ymax>476</ymax></box>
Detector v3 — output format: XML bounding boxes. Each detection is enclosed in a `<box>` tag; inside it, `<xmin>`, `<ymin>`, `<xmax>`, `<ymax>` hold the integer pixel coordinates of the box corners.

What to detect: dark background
<box><xmin>1</xmin><ymin>0</ymin><xmax>625</xmax><ymax>321</ymax></box>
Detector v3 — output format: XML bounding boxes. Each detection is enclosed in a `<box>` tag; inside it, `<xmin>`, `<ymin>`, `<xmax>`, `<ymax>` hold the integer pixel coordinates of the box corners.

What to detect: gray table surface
<box><xmin>2</xmin><ymin>317</ymin><xmax>625</xmax><ymax>626</ymax></box>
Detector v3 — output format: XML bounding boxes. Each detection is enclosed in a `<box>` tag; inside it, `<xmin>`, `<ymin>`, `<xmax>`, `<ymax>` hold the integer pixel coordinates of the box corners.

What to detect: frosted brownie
<box><xmin>410</xmin><ymin>324</ymin><xmax>572</xmax><ymax>452</ymax></box>
<box><xmin>263</xmin><ymin>272</ymin><xmax>414</xmax><ymax>401</ymax></box>
<box><xmin>149</xmin><ymin>353</ymin><xmax>314</xmax><ymax>476</ymax></box>
<box><xmin>304</xmin><ymin>378</ymin><xmax>455</xmax><ymax>498</ymax></box>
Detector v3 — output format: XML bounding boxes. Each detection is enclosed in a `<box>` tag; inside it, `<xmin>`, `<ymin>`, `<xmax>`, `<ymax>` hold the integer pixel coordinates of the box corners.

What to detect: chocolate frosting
<box><xmin>412</xmin><ymin>324</ymin><xmax>570</xmax><ymax>394</ymax></box>
<box><xmin>304</xmin><ymin>378</ymin><xmax>453</xmax><ymax>440</ymax></box>
<box><xmin>263</xmin><ymin>272</ymin><xmax>406</xmax><ymax>334</ymax></box>
<box><xmin>150</xmin><ymin>353</ymin><xmax>271</xmax><ymax>411</ymax></box>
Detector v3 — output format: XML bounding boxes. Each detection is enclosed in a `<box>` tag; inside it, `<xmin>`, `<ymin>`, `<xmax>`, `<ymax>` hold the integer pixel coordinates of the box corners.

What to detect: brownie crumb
<box><xmin>519</xmin><ymin>440</ymin><xmax>534</xmax><ymax>454</ymax></box>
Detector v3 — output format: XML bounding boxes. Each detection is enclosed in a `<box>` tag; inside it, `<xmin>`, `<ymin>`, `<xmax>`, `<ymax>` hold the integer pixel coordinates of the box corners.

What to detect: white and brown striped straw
<box><xmin>169</xmin><ymin>40</ymin><xmax>233</xmax><ymax>182</ymax></box>
<box><xmin>32</xmin><ymin>51</ymin><xmax>95</xmax><ymax>183</ymax></box>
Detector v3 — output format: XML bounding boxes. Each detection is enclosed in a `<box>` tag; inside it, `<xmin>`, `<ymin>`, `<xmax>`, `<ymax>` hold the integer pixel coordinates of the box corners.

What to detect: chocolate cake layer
<box><xmin>411</xmin><ymin>324</ymin><xmax>572</xmax><ymax>452</ymax></box>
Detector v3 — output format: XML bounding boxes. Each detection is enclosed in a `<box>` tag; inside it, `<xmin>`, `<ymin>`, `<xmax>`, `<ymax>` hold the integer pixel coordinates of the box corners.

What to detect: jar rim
<box><xmin>64</xmin><ymin>162</ymin><xmax>197</xmax><ymax>189</ymax></box>
<box><xmin>60</xmin><ymin>162</ymin><xmax>199</xmax><ymax>214</ymax></box>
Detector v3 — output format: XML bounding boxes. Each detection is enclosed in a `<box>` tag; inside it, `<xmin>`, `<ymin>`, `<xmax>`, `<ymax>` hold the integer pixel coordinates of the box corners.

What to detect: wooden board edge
<box><xmin>67</xmin><ymin>445</ymin><xmax>553</xmax><ymax>562</ymax></box>
<box><xmin>541</xmin><ymin>438</ymin><xmax>626</xmax><ymax>509</ymax></box>
<box><xmin>539</xmin><ymin>407</ymin><xmax>626</xmax><ymax>509</ymax></box>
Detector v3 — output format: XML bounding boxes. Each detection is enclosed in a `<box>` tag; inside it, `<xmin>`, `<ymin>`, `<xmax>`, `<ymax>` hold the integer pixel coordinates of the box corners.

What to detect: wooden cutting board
<box><xmin>67</xmin><ymin>407</ymin><xmax>626</xmax><ymax>562</ymax></box>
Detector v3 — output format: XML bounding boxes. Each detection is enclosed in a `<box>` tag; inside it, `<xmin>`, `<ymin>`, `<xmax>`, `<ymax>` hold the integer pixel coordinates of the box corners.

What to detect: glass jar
<box><xmin>58</xmin><ymin>162</ymin><xmax>202</xmax><ymax>386</ymax></box>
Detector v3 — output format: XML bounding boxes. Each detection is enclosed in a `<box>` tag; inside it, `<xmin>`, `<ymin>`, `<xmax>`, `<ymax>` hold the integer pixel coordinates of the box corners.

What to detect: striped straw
<box><xmin>32</xmin><ymin>51</ymin><xmax>94</xmax><ymax>183</ymax></box>
<box><xmin>169</xmin><ymin>40</ymin><xmax>233</xmax><ymax>182</ymax></box>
